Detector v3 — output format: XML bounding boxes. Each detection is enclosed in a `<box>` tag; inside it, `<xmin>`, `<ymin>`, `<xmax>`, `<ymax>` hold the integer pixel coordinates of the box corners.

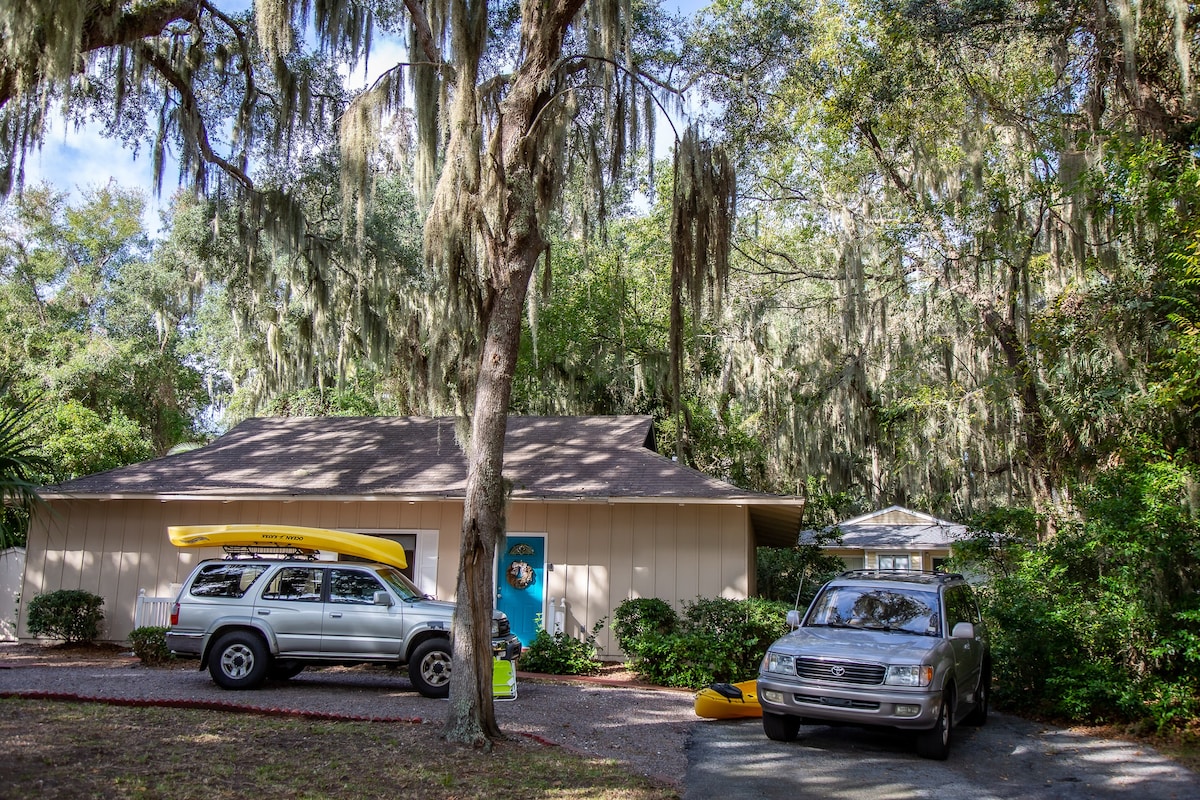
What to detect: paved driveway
<box><xmin>686</xmin><ymin>715</ymin><xmax>1198</xmax><ymax>800</ymax></box>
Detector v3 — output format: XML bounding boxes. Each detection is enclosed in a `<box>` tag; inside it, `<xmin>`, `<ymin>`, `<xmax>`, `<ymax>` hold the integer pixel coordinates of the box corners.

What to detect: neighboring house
<box><xmin>22</xmin><ymin>415</ymin><xmax>804</xmax><ymax>657</ymax></box>
<box><xmin>813</xmin><ymin>506</ymin><xmax>964</xmax><ymax>573</ymax></box>
<box><xmin>1</xmin><ymin>547</ymin><xmax>24</xmax><ymax>641</ymax></box>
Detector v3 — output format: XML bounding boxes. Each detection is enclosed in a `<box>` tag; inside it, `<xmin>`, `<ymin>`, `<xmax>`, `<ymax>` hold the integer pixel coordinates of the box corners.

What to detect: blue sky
<box><xmin>21</xmin><ymin>0</ymin><xmax>711</xmax><ymax>234</ymax></box>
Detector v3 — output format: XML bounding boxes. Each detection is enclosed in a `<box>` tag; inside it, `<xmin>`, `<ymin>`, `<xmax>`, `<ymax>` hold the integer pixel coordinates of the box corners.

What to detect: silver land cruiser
<box><xmin>167</xmin><ymin>557</ymin><xmax>522</xmax><ymax>698</ymax></box>
<box><xmin>758</xmin><ymin>570</ymin><xmax>989</xmax><ymax>759</ymax></box>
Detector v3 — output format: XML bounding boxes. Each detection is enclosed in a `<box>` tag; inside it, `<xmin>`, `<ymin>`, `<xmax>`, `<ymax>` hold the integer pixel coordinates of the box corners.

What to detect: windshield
<box><xmin>375</xmin><ymin>566</ymin><xmax>427</xmax><ymax>600</ymax></box>
<box><xmin>805</xmin><ymin>585</ymin><xmax>941</xmax><ymax>636</ymax></box>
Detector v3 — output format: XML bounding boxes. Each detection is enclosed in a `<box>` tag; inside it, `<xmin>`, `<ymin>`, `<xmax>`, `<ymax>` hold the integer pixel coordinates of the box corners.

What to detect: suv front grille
<box><xmin>793</xmin><ymin>693</ymin><xmax>881</xmax><ymax>710</ymax></box>
<box><xmin>795</xmin><ymin>657</ymin><xmax>885</xmax><ymax>685</ymax></box>
<box><xmin>496</xmin><ymin>616</ymin><xmax>510</xmax><ymax>637</ymax></box>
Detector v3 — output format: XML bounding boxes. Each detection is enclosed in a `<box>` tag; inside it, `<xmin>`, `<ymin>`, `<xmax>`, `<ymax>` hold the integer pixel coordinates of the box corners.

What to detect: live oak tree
<box><xmin>1</xmin><ymin>0</ymin><xmax>732</xmax><ymax>746</ymax></box>
<box><xmin>687</xmin><ymin>0</ymin><xmax>1199</xmax><ymax>517</ymax></box>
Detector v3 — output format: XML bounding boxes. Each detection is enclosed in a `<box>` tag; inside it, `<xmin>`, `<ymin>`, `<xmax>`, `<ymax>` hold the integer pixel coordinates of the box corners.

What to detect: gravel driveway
<box><xmin>2</xmin><ymin>649</ymin><xmax>1197</xmax><ymax>797</ymax></box>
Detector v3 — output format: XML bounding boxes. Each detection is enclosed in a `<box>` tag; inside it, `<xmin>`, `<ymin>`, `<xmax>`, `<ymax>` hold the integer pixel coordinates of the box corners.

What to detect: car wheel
<box><xmin>915</xmin><ymin>687</ymin><xmax>954</xmax><ymax>760</ymax></box>
<box><xmin>409</xmin><ymin>639</ymin><xmax>452</xmax><ymax>698</ymax></box>
<box><xmin>209</xmin><ymin>631</ymin><xmax>269</xmax><ymax>690</ymax></box>
<box><xmin>762</xmin><ymin>711</ymin><xmax>801</xmax><ymax>742</ymax></box>
<box><xmin>268</xmin><ymin>662</ymin><xmax>305</xmax><ymax>681</ymax></box>
<box><xmin>964</xmin><ymin>665</ymin><xmax>990</xmax><ymax>726</ymax></box>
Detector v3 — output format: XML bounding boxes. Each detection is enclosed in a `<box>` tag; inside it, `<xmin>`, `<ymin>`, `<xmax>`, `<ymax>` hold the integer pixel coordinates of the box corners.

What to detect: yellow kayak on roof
<box><xmin>167</xmin><ymin>524</ymin><xmax>408</xmax><ymax>570</ymax></box>
<box><xmin>694</xmin><ymin>679</ymin><xmax>763</xmax><ymax>719</ymax></box>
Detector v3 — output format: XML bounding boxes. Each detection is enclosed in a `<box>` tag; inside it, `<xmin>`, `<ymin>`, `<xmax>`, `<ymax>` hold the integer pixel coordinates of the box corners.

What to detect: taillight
<box><xmin>169</xmin><ymin>602</ymin><xmax>180</xmax><ymax>627</ymax></box>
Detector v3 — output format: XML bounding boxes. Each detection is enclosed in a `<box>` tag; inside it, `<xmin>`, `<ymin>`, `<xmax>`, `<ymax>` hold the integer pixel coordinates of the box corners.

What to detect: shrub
<box><xmin>613</xmin><ymin>596</ymin><xmax>790</xmax><ymax>688</ymax></box>
<box><xmin>612</xmin><ymin>598</ymin><xmax>677</xmax><ymax>659</ymax></box>
<box><xmin>518</xmin><ymin>619</ymin><xmax>605</xmax><ymax>676</ymax></box>
<box><xmin>26</xmin><ymin>589</ymin><xmax>104</xmax><ymax>643</ymax></box>
<box><xmin>955</xmin><ymin>459</ymin><xmax>1200</xmax><ymax>732</ymax></box>
<box><xmin>128</xmin><ymin>626</ymin><xmax>171</xmax><ymax>665</ymax></box>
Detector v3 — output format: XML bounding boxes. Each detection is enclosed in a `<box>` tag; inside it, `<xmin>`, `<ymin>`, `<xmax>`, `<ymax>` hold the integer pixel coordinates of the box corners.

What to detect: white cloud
<box><xmin>22</xmin><ymin>116</ymin><xmax>169</xmax><ymax>235</ymax></box>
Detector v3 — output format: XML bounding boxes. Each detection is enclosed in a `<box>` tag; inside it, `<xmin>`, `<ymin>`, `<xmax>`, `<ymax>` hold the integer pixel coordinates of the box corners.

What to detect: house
<box><xmin>21</xmin><ymin>415</ymin><xmax>804</xmax><ymax>657</ymax></box>
<box><xmin>814</xmin><ymin>506</ymin><xmax>963</xmax><ymax>572</ymax></box>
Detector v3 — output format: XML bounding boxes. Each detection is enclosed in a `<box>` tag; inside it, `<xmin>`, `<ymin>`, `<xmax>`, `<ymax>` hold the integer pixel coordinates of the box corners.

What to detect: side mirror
<box><xmin>374</xmin><ymin>591</ymin><xmax>394</xmax><ymax>607</ymax></box>
<box><xmin>951</xmin><ymin>621</ymin><xmax>975</xmax><ymax>639</ymax></box>
<box><xmin>786</xmin><ymin>609</ymin><xmax>802</xmax><ymax>629</ymax></box>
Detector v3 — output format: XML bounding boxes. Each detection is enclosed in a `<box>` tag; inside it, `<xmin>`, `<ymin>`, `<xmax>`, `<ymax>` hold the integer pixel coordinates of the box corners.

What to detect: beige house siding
<box><xmin>22</xmin><ymin>497</ymin><xmax>754</xmax><ymax>658</ymax></box>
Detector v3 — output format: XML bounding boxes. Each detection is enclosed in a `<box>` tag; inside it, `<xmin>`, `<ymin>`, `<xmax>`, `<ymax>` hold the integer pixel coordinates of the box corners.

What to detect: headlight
<box><xmin>884</xmin><ymin>665</ymin><xmax>933</xmax><ymax>686</ymax></box>
<box><xmin>491</xmin><ymin>618</ymin><xmax>501</xmax><ymax>637</ymax></box>
<box><xmin>763</xmin><ymin>652</ymin><xmax>795</xmax><ymax>675</ymax></box>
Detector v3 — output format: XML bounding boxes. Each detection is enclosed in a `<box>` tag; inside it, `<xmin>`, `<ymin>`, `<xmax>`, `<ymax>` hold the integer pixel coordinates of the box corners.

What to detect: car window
<box><xmin>807</xmin><ymin>585</ymin><xmax>940</xmax><ymax>635</ymax></box>
<box><xmin>188</xmin><ymin>563</ymin><xmax>269</xmax><ymax>598</ymax></box>
<box><xmin>261</xmin><ymin>567</ymin><xmax>323</xmax><ymax>601</ymax></box>
<box><xmin>375</xmin><ymin>566</ymin><xmax>424</xmax><ymax>600</ymax></box>
<box><xmin>329</xmin><ymin>568</ymin><xmax>386</xmax><ymax>604</ymax></box>
<box><xmin>944</xmin><ymin>585</ymin><xmax>977</xmax><ymax>628</ymax></box>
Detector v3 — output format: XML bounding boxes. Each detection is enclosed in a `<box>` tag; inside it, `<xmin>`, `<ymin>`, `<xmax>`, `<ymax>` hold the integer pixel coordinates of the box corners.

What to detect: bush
<box><xmin>26</xmin><ymin>589</ymin><xmax>105</xmax><ymax>643</ymax></box>
<box><xmin>518</xmin><ymin>619</ymin><xmax>605</xmax><ymax>675</ymax></box>
<box><xmin>612</xmin><ymin>596</ymin><xmax>790</xmax><ymax>688</ymax></box>
<box><xmin>612</xmin><ymin>598</ymin><xmax>677</xmax><ymax>659</ymax></box>
<box><xmin>955</xmin><ymin>459</ymin><xmax>1200</xmax><ymax>732</ymax></box>
<box><xmin>128</xmin><ymin>626</ymin><xmax>171</xmax><ymax>665</ymax></box>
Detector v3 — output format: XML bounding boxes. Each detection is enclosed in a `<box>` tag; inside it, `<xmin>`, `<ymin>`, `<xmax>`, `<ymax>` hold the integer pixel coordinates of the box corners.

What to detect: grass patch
<box><xmin>0</xmin><ymin>699</ymin><xmax>678</xmax><ymax>799</ymax></box>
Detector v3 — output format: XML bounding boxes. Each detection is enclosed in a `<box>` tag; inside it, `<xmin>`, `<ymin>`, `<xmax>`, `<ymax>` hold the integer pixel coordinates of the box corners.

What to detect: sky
<box><xmin>20</xmin><ymin>0</ymin><xmax>710</xmax><ymax>235</ymax></box>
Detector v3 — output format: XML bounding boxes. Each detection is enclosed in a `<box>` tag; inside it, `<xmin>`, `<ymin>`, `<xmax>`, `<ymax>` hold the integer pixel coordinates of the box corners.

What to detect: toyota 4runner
<box><xmin>167</xmin><ymin>556</ymin><xmax>522</xmax><ymax>698</ymax></box>
<box><xmin>757</xmin><ymin>570</ymin><xmax>989</xmax><ymax>759</ymax></box>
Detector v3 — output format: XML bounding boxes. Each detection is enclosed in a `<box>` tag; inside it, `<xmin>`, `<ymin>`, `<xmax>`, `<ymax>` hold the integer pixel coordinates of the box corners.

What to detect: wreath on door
<box><xmin>506</xmin><ymin>560</ymin><xmax>535</xmax><ymax>589</ymax></box>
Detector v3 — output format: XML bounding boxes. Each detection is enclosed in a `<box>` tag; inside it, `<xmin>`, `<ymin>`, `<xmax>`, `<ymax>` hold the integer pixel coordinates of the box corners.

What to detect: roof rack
<box><xmin>837</xmin><ymin>569</ymin><xmax>964</xmax><ymax>583</ymax></box>
<box><xmin>221</xmin><ymin>545</ymin><xmax>319</xmax><ymax>560</ymax></box>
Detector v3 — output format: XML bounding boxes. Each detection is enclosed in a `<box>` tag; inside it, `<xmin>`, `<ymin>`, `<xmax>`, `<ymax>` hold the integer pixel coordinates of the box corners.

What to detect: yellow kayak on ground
<box><xmin>167</xmin><ymin>524</ymin><xmax>408</xmax><ymax>570</ymax></box>
<box><xmin>694</xmin><ymin>679</ymin><xmax>762</xmax><ymax>719</ymax></box>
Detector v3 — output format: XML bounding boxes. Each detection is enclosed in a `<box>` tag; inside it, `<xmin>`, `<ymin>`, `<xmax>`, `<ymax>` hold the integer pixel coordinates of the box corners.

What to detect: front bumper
<box><xmin>492</xmin><ymin>634</ymin><xmax>522</xmax><ymax>661</ymax></box>
<box><xmin>757</xmin><ymin>675</ymin><xmax>944</xmax><ymax>730</ymax></box>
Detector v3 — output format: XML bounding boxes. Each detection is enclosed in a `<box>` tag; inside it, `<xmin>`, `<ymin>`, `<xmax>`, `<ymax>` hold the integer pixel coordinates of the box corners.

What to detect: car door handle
<box><xmin>329</xmin><ymin>612</ymin><xmax>343</xmax><ymax>618</ymax></box>
<box><xmin>257</xmin><ymin>609</ymin><xmax>270</xmax><ymax>615</ymax></box>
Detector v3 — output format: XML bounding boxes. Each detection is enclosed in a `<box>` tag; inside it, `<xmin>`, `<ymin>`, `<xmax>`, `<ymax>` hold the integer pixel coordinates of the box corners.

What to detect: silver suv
<box><xmin>757</xmin><ymin>570</ymin><xmax>989</xmax><ymax>759</ymax></box>
<box><xmin>166</xmin><ymin>557</ymin><xmax>522</xmax><ymax>698</ymax></box>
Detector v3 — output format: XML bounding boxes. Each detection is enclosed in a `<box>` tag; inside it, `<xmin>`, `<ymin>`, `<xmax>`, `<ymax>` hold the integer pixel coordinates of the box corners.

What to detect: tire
<box><xmin>208</xmin><ymin>631</ymin><xmax>270</xmax><ymax>690</ymax></box>
<box><xmin>268</xmin><ymin>662</ymin><xmax>305</xmax><ymax>681</ymax></box>
<box><xmin>408</xmin><ymin>639</ymin><xmax>452</xmax><ymax>698</ymax></box>
<box><xmin>963</xmin><ymin>665</ymin><xmax>990</xmax><ymax>727</ymax></box>
<box><xmin>762</xmin><ymin>711</ymin><xmax>801</xmax><ymax>742</ymax></box>
<box><xmin>915</xmin><ymin>686</ymin><xmax>954</xmax><ymax>760</ymax></box>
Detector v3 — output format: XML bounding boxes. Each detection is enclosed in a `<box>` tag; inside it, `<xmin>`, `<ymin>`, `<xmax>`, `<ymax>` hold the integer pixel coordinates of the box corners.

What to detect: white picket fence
<box><xmin>133</xmin><ymin>588</ymin><xmax>173</xmax><ymax>629</ymax></box>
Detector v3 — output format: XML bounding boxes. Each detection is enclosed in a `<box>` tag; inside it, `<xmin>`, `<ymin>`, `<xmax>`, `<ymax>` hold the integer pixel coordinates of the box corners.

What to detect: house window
<box><xmin>877</xmin><ymin>554</ymin><xmax>911</xmax><ymax>570</ymax></box>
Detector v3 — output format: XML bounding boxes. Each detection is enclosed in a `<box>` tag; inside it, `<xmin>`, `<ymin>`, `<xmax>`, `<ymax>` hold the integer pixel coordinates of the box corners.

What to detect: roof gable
<box><xmin>809</xmin><ymin>505</ymin><xmax>965</xmax><ymax>549</ymax></box>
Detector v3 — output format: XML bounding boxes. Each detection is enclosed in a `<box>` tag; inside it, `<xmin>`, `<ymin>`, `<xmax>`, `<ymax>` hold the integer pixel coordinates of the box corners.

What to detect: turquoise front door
<box><xmin>496</xmin><ymin>535</ymin><xmax>545</xmax><ymax>647</ymax></box>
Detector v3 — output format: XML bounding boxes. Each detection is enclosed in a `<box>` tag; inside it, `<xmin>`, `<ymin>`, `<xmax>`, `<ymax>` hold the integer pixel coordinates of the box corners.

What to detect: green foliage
<box><xmin>34</xmin><ymin>400</ymin><xmax>155</xmax><ymax>482</ymax></box>
<box><xmin>956</xmin><ymin>458</ymin><xmax>1200</xmax><ymax>732</ymax></box>
<box><xmin>128</xmin><ymin>626</ymin><xmax>171</xmax><ymax>665</ymax></box>
<box><xmin>612</xmin><ymin>598</ymin><xmax>678</xmax><ymax>659</ymax></box>
<box><xmin>756</xmin><ymin>524</ymin><xmax>847</xmax><ymax>606</ymax></box>
<box><xmin>0</xmin><ymin>184</ymin><xmax>209</xmax><ymax>482</ymax></box>
<box><xmin>0</xmin><ymin>377</ymin><xmax>49</xmax><ymax>547</ymax></box>
<box><xmin>517</xmin><ymin>618</ymin><xmax>605</xmax><ymax>676</ymax></box>
<box><xmin>25</xmin><ymin>589</ymin><xmax>104</xmax><ymax>643</ymax></box>
<box><xmin>612</xmin><ymin>596</ymin><xmax>789</xmax><ymax>688</ymax></box>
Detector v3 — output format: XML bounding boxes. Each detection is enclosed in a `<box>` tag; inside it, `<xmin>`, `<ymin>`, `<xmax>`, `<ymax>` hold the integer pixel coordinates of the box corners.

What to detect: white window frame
<box><xmin>876</xmin><ymin>553</ymin><xmax>911</xmax><ymax>570</ymax></box>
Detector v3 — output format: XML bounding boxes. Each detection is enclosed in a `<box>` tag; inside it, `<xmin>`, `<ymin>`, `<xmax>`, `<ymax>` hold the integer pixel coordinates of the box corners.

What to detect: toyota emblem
<box><xmin>830</xmin><ymin>665</ymin><xmax>845</xmax><ymax>677</ymax></box>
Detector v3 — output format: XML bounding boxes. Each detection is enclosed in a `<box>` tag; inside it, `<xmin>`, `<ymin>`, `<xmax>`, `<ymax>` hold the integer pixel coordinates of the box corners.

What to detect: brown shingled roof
<box><xmin>43</xmin><ymin>415</ymin><xmax>769</xmax><ymax>502</ymax></box>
